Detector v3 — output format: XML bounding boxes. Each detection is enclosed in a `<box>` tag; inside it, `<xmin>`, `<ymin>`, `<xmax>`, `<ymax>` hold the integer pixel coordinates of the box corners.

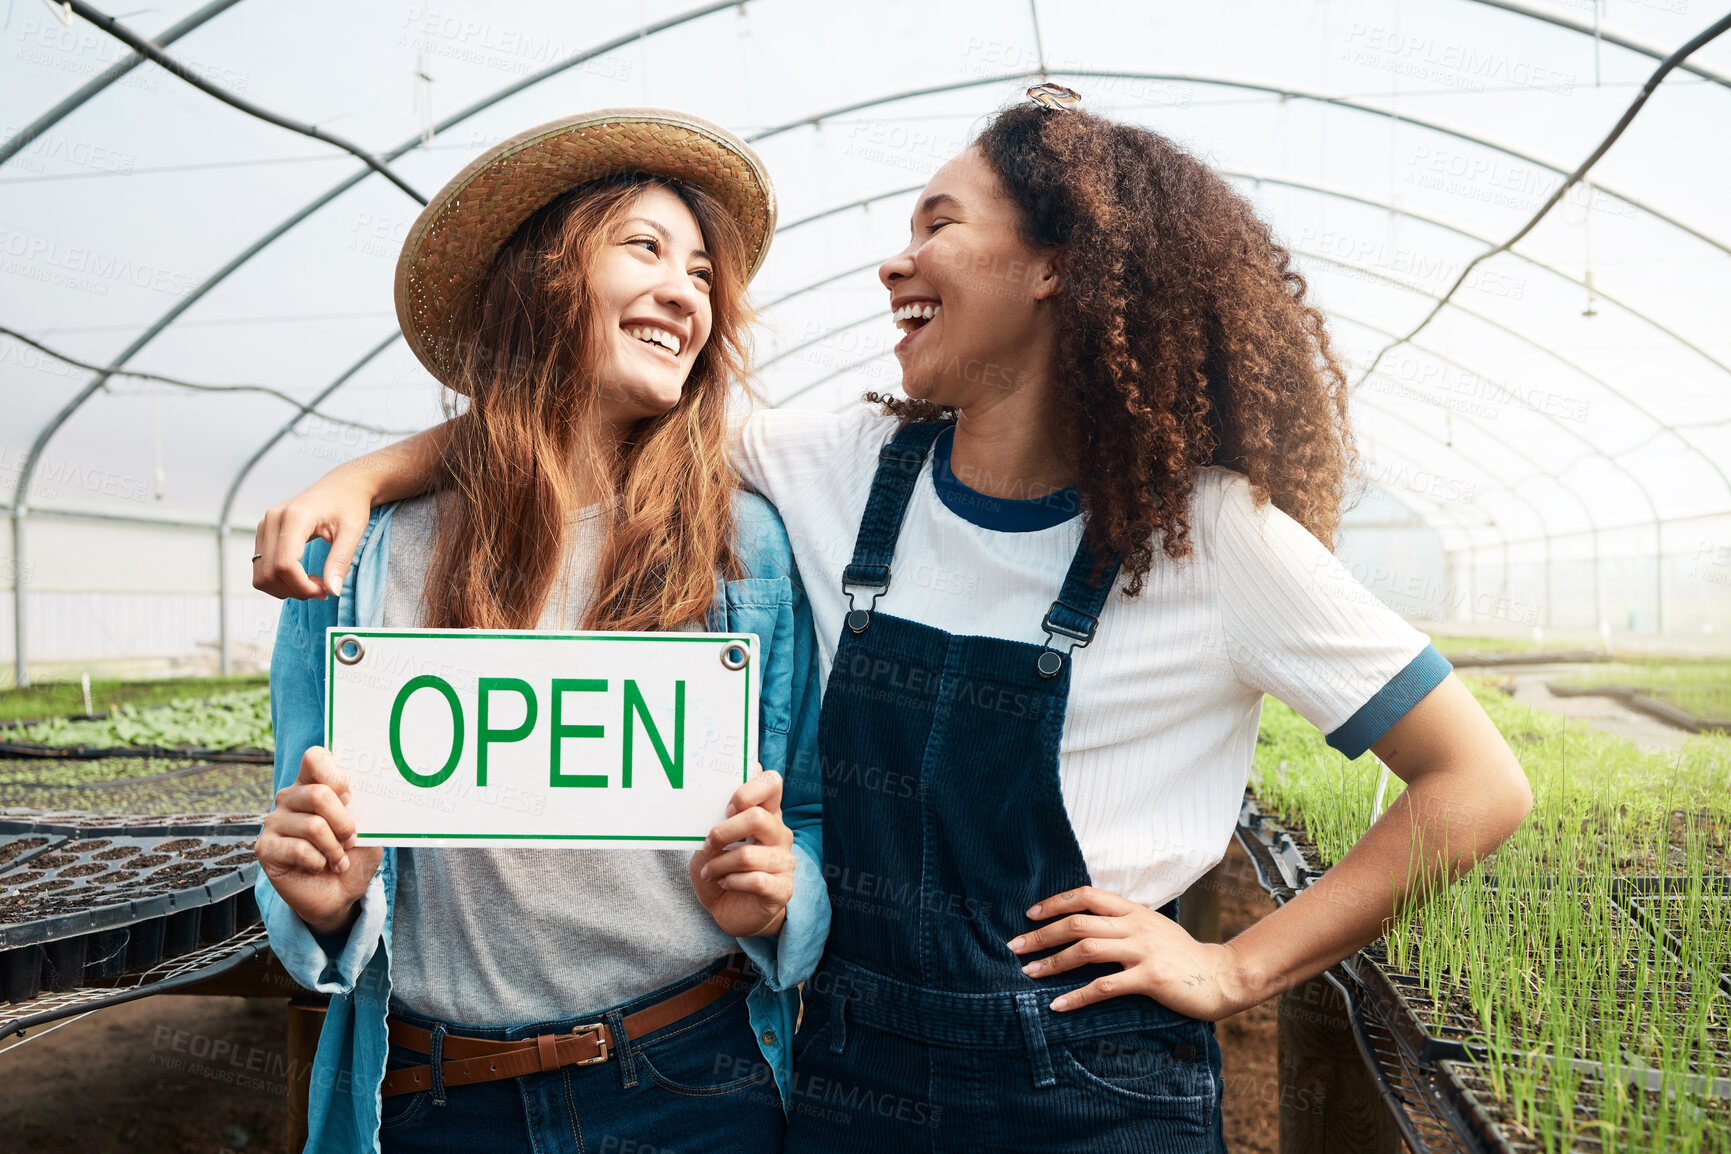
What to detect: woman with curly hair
<box><xmin>255</xmin><ymin>93</ymin><xmax>1531</xmax><ymax>1152</ymax></box>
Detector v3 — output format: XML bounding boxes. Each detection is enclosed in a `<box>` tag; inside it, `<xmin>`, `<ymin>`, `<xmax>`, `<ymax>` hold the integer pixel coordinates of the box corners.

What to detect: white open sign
<box><xmin>325</xmin><ymin>628</ymin><xmax>759</xmax><ymax>848</ymax></box>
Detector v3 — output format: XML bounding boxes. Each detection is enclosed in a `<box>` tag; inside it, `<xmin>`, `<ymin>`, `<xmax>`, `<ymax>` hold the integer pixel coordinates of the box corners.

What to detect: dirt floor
<box><xmin>1207</xmin><ymin>838</ymin><xmax>1281</xmax><ymax>1154</ymax></box>
<box><xmin>0</xmin><ymin>994</ymin><xmax>291</xmax><ymax>1154</ymax></box>
<box><xmin>0</xmin><ymin>840</ymin><xmax>1284</xmax><ymax>1154</ymax></box>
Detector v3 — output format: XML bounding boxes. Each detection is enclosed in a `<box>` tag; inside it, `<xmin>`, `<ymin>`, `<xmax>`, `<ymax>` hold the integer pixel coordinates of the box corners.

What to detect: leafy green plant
<box><xmin>0</xmin><ymin>674</ymin><xmax>268</xmax><ymax>723</ymax></box>
<box><xmin>9</xmin><ymin>687</ymin><xmax>274</xmax><ymax>752</ymax></box>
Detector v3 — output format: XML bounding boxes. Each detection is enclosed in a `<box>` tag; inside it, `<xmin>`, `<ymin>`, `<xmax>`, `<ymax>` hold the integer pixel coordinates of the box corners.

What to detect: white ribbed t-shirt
<box><xmin>734</xmin><ymin>406</ymin><xmax>1447</xmax><ymax>910</ymax></box>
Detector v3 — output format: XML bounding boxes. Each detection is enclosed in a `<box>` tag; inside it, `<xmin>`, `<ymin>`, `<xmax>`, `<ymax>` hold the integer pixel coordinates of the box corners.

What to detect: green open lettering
<box><xmin>622</xmin><ymin>679</ymin><xmax>684</xmax><ymax>788</ymax></box>
<box><xmin>550</xmin><ymin>678</ymin><xmax>607</xmax><ymax>788</ymax></box>
<box><xmin>389</xmin><ymin>675</ymin><xmax>463</xmax><ymax>788</ymax></box>
<box><xmin>477</xmin><ymin>677</ymin><xmax>537</xmax><ymax>787</ymax></box>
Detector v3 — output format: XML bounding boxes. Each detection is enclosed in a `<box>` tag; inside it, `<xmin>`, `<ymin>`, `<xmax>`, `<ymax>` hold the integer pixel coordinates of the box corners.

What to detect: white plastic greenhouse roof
<box><xmin>4</xmin><ymin>0</ymin><xmax>1731</xmax><ymax>675</ymax></box>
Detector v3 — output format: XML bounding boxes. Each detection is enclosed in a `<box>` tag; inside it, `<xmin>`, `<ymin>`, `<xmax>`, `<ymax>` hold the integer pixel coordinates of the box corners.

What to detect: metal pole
<box><xmin>1593</xmin><ymin>527</ymin><xmax>1605</xmax><ymax>635</ymax></box>
<box><xmin>218</xmin><ymin>526</ymin><xmax>231</xmax><ymax>676</ymax></box>
<box><xmin>10</xmin><ymin>508</ymin><xmax>24</xmax><ymax>688</ymax></box>
<box><xmin>1655</xmin><ymin>520</ymin><xmax>1665</xmax><ymax>635</ymax></box>
<box><xmin>1544</xmin><ymin>532</ymin><xmax>1554</xmax><ymax>630</ymax></box>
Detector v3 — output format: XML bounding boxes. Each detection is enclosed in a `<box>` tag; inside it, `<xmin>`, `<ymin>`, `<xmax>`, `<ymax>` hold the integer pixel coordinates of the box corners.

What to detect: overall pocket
<box><xmin>1056</xmin><ymin>1019</ymin><xmax>1217</xmax><ymax>1106</ymax></box>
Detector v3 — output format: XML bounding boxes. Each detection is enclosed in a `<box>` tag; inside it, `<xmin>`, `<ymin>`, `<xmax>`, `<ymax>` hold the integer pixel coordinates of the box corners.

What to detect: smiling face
<box><xmin>879</xmin><ymin>145</ymin><xmax>1060</xmax><ymax>412</ymax></box>
<box><xmin>588</xmin><ymin>184</ymin><xmax>716</xmax><ymax>428</ymax></box>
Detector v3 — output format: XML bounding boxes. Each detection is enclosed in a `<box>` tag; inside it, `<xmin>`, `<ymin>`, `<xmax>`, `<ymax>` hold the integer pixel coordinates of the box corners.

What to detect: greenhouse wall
<box><xmin>0</xmin><ymin>517</ymin><xmax>275</xmax><ymax>683</ymax></box>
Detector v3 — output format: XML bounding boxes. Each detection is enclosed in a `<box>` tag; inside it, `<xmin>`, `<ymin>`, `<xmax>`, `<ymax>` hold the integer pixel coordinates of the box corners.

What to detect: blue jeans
<box><xmin>379</xmin><ymin>960</ymin><xmax>785</xmax><ymax>1154</ymax></box>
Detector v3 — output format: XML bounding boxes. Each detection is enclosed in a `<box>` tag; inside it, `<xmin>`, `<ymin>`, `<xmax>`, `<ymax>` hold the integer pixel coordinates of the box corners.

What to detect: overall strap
<box><xmin>1036</xmin><ymin>529</ymin><xmax>1123</xmax><ymax>677</ymax></box>
<box><xmin>842</xmin><ymin>420</ymin><xmax>952</xmax><ymax>633</ymax></box>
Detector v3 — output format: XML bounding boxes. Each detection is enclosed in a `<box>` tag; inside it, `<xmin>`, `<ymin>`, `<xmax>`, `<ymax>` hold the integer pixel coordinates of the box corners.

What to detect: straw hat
<box><xmin>394</xmin><ymin>107</ymin><xmax>776</xmax><ymax>392</ymax></box>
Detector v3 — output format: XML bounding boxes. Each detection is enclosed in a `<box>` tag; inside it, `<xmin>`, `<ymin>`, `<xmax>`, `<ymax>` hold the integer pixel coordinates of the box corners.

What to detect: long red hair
<box><xmin>423</xmin><ymin>174</ymin><xmax>751</xmax><ymax>631</ymax></box>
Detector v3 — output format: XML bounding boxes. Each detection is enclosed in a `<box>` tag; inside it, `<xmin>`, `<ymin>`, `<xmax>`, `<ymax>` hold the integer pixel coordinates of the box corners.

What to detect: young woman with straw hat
<box><xmin>256</xmin><ymin>91</ymin><xmax>1532</xmax><ymax>1152</ymax></box>
<box><xmin>252</xmin><ymin>109</ymin><xmax>827</xmax><ymax>1153</ymax></box>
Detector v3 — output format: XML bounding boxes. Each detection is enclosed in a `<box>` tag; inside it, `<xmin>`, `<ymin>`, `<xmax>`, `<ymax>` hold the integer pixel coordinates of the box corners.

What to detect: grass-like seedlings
<box><xmin>1251</xmin><ymin>680</ymin><xmax>1730</xmax><ymax>1151</ymax></box>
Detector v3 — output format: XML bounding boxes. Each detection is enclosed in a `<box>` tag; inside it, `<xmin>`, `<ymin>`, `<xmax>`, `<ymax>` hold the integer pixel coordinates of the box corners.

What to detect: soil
<box><xmin>0</xmin><ymin>995</ymin><xmax>289</xmax><ymax>1154</ymax></box>
<box><xmin>1209</xmin><ymin>837</ymin><xmax>1282</xmax><ymax>1154</ymax></box>
<box><xmin>1</xmin><ymin>836</ymin><xmax>251</xmax><ymax>927</ymax></box>
<box><xmin>0</xmin><ymin>838</ymin><xmax>47</xmax><ymax>867</ymax></box>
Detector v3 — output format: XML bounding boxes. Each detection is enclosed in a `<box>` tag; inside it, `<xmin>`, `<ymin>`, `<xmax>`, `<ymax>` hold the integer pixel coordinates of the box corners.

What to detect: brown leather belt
<box><xmin>381</xmin><ymin>955</ymin><xmax>751</xmax><ymax>1098</ymax></box>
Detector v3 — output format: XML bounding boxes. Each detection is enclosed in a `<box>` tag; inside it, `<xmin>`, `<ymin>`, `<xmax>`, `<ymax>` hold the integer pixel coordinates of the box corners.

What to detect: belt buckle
<box><xmin>570</xmin><ymin>1022</ymin><xmax>610</xmax><ymax>1066</ymax></box>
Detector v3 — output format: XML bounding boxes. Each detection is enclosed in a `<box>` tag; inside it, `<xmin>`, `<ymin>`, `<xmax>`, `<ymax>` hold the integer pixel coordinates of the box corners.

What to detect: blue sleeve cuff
<box><xmin>736</xmin><ymin>839</ymin><xmax>830</xmax><ymax>991</ymax></box>
<box><xmin>255</xmin><ymin>869</ymin><xmax>387</xmax><ymax>995</ymax></box>
<box><xmin>1325</xmin><ymin>643</ymin><xmax>1452</xmax><ymax>760</ymax></box>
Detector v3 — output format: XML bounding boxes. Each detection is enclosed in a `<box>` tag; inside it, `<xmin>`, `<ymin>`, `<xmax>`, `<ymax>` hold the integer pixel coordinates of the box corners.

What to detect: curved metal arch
<box><xmin>763</xmin><ymin>258</ymin><xmax>883</xmax><ymax>309</ymax></box>
<box><xmin>776</xmin><ymin>336</ymin><xmax>1554</xmax><ymax>603</ymax></box>
<box><xmin>1457</xmin><ymin>0</ymin><xmax>1731</xmax><ymax>90</ymax></box>
<box><xmin>1321</xmin><ymin>280</ymin><xmax>1666</xmax><ymax>626</ymax></box>
<box><xmin>756</xmin><ymin>257</ymin><xmax>1663</xmax><ymax>537</ymax></box>
<box><xmin>218</xmin><ymin>334</ymin><xmax>404</xmax><ymax>532</ymax></box>
<box><xmin>1325</xmin><ymin>310</ymin><xmax>1633</xmax><ymax>629</ymax></box>
<box><xmin>133</xmin><ymin>33</ymin><xmax>1725</xmax><ymax>679</ymax></box>
<box><xmin>1331</xmin><ymin>298</ymin><xmax>1657</xmax><ymax>631</ymax></box>
<box><xmin>1218</xmin><ymin>170</ymin><xmax>1731</xmax><ymax>384</ymax></box>
<box><xmin>750</xmin><ymin>239</ymin><xmax>1684</xmax><ymax>534</ymax></box>
<box><xmin>214</xmin><ymin>331</ymin><xmax>402</xmax><ymax>672</ymax></box>
<box><xmin>1324</xmin><ymin>305</ymin><xmax>1607</xmax><ymax>542</ymax></box>
<box><xmin>1288</xmin><ymin>244</ymin><xmax>1731</xmax><ymax>508</ymax></box>
<box><xmin>763</xmin><ymin>168</ymin><xmax>1731</xmax><ymax>387</ymax></box>
<box><xmin>759</xmin><ymin>310</ymin><xmax>887</xmax><ymax>374</ymax></box>
<box><xmin>1353</xmin><ymin>395</ymin><xmax>1561</xmax><ymax>536</ymax></box>
<box><xmin>743</xmin><ymin>69</ymin><xmax>1731</xmax><ymax>258</ymax></box>
<box><xmin>11</xmin><ymin>0</ymin><xmax>748</xmax><ymax>686</ymax></box>
<box><xmin>1350</xmin><ymin>393</ymin><xmax>1561</xmax><ymax>593</ymax></box>
<box><xmin>0</xmin><ymin>0</ymin><xmax>245</xmax><ymax>168</ymax></box>
<box><xmin>69</xmin><ymin>0</ymin><xmax>426</xmax><ymax>203</ymax></box>
<box><xmin>762</xmin><ymin>290</ymin><xmax>1619</xmax><ymax>600</ymax></box>
<box><xmin>1345</xmin><ymin>435</ymin><xmax>1512</xmax><ymax>584</ymax></box>
<box><xmin>777</xmin><ymin>183</ymin><xmax>923</xmax><ymax>235</ymax></box>
<box><xmin>768</xmin><ymin>317</ymin><xmax>1538</xmax><ymax>577</ymax></box>
<box><xmin>787</xmin><ymin>348</ymin><xmax>899</xmax><ymax>408</ymax></box>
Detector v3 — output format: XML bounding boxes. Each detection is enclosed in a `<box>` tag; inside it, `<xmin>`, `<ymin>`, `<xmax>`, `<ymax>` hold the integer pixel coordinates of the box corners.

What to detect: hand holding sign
<box><xmin>689</xmin><ymin>768</ymin><xmax>794</xmax><ymax>938</ymax></box>
<box><xmin>255</xmin><ymin>746</ymin><xmax>383</xmax><ymax>936</ymax></box>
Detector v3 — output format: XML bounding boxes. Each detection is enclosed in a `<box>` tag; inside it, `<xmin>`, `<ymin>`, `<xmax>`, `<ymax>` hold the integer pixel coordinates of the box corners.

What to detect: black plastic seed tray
<box><xmin>1621</xmin><ymin>890</ymin><xmax>1731</xmax><ymax>999</ymax></box>
<box><xmin>1232</xmin><ymin>794</ymin><xmax>1328</xmax><ymax>903</ymax></box>
<box><xmin>0</xmin><ymin>810</ymin><xmax>263</xmax><ymax>836</ymax></box>
<box><xmin>0</xmin><ymin>817</ymin><xmax>262</xmax><ymax>1003</ymax></box>
<box><xmin>0</xmin><ymin>740</ymin><xmax>271</xmax><ymax>763</ymax></box>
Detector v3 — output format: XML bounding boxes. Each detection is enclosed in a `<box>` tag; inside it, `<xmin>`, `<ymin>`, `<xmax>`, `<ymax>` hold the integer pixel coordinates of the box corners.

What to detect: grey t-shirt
<box><xmin>381</xmin><ymin>494</ymin><xmax>735</xmax><ymax>1025</ymax></box>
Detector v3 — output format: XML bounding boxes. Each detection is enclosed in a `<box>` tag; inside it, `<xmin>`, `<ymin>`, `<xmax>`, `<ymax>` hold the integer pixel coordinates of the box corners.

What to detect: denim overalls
<box><xmin>785</xmin><ymin>422</ymin><xmax>1227</xmax><ymax>1154</ymax></box>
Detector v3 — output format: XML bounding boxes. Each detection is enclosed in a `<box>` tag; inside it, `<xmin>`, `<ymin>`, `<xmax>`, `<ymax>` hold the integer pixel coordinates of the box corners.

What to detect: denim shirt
<box><xmin>256</xmin><ymin>492</ymin><xmax>829</xmax><ymax>1153</ymax></box>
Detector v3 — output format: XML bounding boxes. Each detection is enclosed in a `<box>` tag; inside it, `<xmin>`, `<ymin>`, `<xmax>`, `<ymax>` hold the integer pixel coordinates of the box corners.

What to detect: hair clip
<box><xmin>1026</xmin><ymin>82</ymin><xmax>1082</xmax><ymax>111</ymax></box>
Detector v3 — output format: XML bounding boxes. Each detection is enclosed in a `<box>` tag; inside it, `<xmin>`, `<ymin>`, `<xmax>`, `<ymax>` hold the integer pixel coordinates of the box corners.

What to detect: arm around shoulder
<box><xmin>727</xmin><ymin>494</ymin><xmax>830</xmax><ymax>989</ymax></box>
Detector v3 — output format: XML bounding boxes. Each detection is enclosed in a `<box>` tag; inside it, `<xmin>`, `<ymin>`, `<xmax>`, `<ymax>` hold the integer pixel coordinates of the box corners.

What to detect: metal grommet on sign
<box><xmin>1035</xmin><ymin>650</ymin><xmax>1064</xmax><ymax>678</ymax></box>
<box><xmin>720</xmin><ymin>642</ymin><xmax>750</xmax><ymax>670</ymax></box>
<box><xmin>334</xmin><ymin>635</ymin><xmax>365</xmax><ymax>665</ymax></box>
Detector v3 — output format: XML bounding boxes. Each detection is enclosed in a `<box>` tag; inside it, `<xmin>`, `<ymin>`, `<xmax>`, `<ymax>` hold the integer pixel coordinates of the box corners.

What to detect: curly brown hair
<box><xmin>878</xmin><ymin>103</ymin><xmax>1358</xmax><ymax>594</ymax></box>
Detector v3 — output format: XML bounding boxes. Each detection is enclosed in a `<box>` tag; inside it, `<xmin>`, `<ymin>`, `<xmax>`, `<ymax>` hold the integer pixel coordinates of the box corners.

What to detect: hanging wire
<box><xmin>0</xmin><ymin>325</ymin><xmax>418</xmax><ymax>437</ymax></box>
<box><xmin>1352</xmin><ymin>10</ymin><xmax>1731</xmax><ymax>390</ymax></box>
<box><xmin>62</xmin><ymin>0</ymin><xmax>428</xmax><ymax>205</ymax></box>
<box><xmin>1582</xmin><ymin>176</ymin><xmax>1600</xmax><ymax>319</ymax></box>
<box><xmin>1028</xmin><ymin>0</ymin><xmax>1048</xmax><ymax>81</ymax></box>
<box><xmin>414</xmin><ymin>52</ymin><xmax>436</xmax><ymax>147</ymax></box>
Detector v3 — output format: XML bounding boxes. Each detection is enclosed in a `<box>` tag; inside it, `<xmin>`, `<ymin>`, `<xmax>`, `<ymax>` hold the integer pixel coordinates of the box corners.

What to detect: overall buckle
<box><xmin>1036</xmin><ymin>600</ymin><xmax>1101</xmax><ymax>678</ymax></box>
<box><xmin>842</xmin><ymin>571</ymin><xmax>891</xmax><ymax>634</ymax></box>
